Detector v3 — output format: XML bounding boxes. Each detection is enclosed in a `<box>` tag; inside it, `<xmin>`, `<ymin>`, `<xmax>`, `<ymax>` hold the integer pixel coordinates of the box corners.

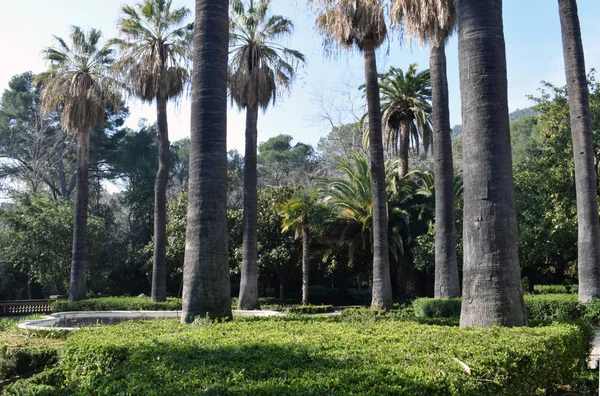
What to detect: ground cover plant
<box><xmin>5</xmin><ymin>316</ymin><xmax>592</xmax><ymax>395</ymax></box>
<box><xmin>51</xmin><ymin>297</ymin><xmax>182</xmax><ymax>313</ymax></box>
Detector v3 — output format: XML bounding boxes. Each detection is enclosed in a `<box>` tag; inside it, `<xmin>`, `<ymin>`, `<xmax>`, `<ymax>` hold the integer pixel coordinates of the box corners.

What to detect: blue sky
<box><xmin>0</xmin><ymin>0</ymin><xmax>599</xmax><ymax>153</ymax></box>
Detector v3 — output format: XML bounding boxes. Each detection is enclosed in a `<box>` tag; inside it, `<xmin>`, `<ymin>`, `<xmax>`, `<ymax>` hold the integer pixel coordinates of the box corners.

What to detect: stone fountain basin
<box><xmin>18</xmin><ymin>309</ymin><xmax>282</xmax><ymax>331</ymax></box>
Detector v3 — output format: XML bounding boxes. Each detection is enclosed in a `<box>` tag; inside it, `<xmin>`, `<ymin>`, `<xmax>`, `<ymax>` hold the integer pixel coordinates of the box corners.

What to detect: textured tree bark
<box><xmin>238</xmin><ymin>104</ymin><xmax>260</xmax><ymax>309</ymax></box>
<box><xmin>399</xmin><ymin>121</ymin><xmax>410</xmax><ymax>178</ymax></box>
<box><xmin>558</xmin><ymin>0</ymin><xmax>600</xmax><ymax>302</ymax></box>
<box><xmin>151</xmin><ymin>96</ymin><xmax>171</xmax><ymax>302</ymax></box>
<box><xmin>181</xmin><ymin>0</ymin><xmax>232</xmax><ymax>322</ymax></box>
<box><xmin>363</xmin><ymin>35</ymin><xmax>392</xmax><ymax>311</ymax></box>
<box><xmin>457</xmin><ymin>0</ymin><xmax>527</xmax><ymax>327</ymax></box>
<box><xmin>302</xmin><ymin>221</ymin><xmax>310</xmax><ymax>306</ymax></box>
<box><xmin>431</xmin><ymin>42</ymin><xmax>460</xmax><ymax>299</ymax></box>
<box><xmin>69</xmin><ymin>131</ymin><xmax>90</xmax><ymax>302</ymax></box>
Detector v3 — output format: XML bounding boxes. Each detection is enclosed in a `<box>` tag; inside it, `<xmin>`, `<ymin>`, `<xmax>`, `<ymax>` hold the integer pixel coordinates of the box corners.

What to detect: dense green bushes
<box><xmin>286</xmin><ymin>305</ymin><xmax>334</xmax><ymax>314</ymax></box>
<box><xmin>51</xmin><ymin>297</ymin><xmax>182</xmax><ymax>312</ymax></box>
<box><xmin>533</xmin><ymin>284</ymin><xmax>578</xmax><ymax>294</ymax></box>
<box><xmin>411</xmin><ymin>294</ymin><xmax>600</xmax><ymax>325</ymax></box>
<box><xmin>0</xmin><ymin>347</ymin><xmax>58</xmax><ymax>384</ymax></box>
<box><xmin>5</xmin><ymin>317</ymin><xmax>591</xmax><ymax>395</ymax></box>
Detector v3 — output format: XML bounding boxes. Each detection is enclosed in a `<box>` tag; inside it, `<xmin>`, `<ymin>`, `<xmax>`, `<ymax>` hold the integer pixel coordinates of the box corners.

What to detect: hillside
<box><xmin>451</xmin><ymin>107</ymin><xmax>538</xmax><ymax>139</ymax></box>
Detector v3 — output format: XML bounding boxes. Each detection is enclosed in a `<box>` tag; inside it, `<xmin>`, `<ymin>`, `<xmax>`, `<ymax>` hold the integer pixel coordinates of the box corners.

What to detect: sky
<box><xmin>0</xmin><ymin>1</ymin><xmax>599</xmax><ymax>153</ymax></box>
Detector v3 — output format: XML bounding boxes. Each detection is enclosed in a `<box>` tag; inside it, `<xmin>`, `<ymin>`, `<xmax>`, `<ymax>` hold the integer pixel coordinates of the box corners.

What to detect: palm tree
<box><xmin>393</xmin><ymin>0</ymin><xmax>460</xmax><ymax>299</ymax></box>
<box><xmin>110</xmin><ymin>0</ymin><xmax>193</xmax><ymax>302</ymax></box>
<box><xmin>229</xmin><ymin>0</ymin><xmax>305</xmax><ymax>310</ymax></box>
<box><xmin>280</xmin><ymin>190</ymin><xmax>327</xmax><ymax>305</ymax></box>
<box><xmin>456</xmin><ymin>0</ymin><xmax>527</xmax><ymax>327</ymax></box>
<box><xmin>180</xmin><ymin>0</ymin><xmax>232</xmax><ymax>322</ymax></box>
<box><xmin>309</xmin><ymin>0</ymin><xmax>393</xmax><ymax>310</ymax></box>
<box><xmin>558</xmin><ymin>0</ymin><xmax>600</xmax><ymax>302</ymax></box>
<box><xmin>378</xmin><ymin>65</ymin><xmax>432</xmax><ymax>177</ymax></box>
<box><xmin>37</xmin><ymin>26</ymin><xmax>120</xmax><ymax>302</ymax></box>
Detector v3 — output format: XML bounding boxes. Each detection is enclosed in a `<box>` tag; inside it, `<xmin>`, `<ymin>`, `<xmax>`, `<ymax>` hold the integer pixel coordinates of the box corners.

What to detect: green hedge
<box><xmin>411</xmin><ymin>295</ymin><xmax>600</xmax><ymax>324</ymax></box>
<box><xmin>51</xmin><ymin>297</ymin><xmax>182</xmax><ymax>312</ymax></box>
<box><xmin>286</xmin><ymin>305</ymin><xmax>334</xmax><ymax>314</ymax></box>
<box><xmin>0</xmin><ymin>347</ymin><xmax>58</xmax><ymax>383</ymax></box>
<box><xmin>4</xmin><ymin>318</ymin><xmax>592</xmax><ymax>395</ymax></box>
<box><xmin>533</xmin><ymin>284</ymin><xmax>578</xmax><ymax>295</ymax></box>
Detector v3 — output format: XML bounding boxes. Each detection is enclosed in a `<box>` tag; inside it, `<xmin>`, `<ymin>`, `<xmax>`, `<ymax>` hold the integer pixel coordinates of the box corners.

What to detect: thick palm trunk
<box><xmin>152</xmin><ymin>97</ymin><xmax>170</xmax><ymax>302</ymax></box>
<box><xmin>363</xmin><ymin>35</ymin><xmax>392</xmax><ymax>311</ymax></box>
<box><xmin>431</xmin><ymin>42</ymin><xmax>460</xmax><ymax>299</ymax></box>
<box><xmin>302</xmin><ymin>220</ymin><xmax>310</xmax><ymax>306</ymax></box>
<box><xmin>238</xmin><ymin>104</ymin><xmax>260</xmax><ymax>309</ymax></box>
<box><xmin>399</xmin><ymin>121</ymin><xmax>410</xmax><ymax>178</ymax></box>
<box><xmin>457</xmin><ymin>0</ymin><xmax>527</xmax><ymax>327</ymax></box>
<box><xmin>558</xmin><ymin>0</ymin><xmax>600</xmax><ymax>302</ymax></box>
<box><xmin>69</xmin><ymin>131</ymin><xmax>90</xmax><ymax>302</ymax></box>
<box><xmin>181</xmin><ymin>0</ymin><xmax>232</xmax><ymax>322</ymax></box>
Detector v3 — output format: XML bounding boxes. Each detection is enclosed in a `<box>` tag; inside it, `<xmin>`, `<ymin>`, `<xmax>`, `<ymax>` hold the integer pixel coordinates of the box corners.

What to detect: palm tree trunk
<box><xmin>238</xmin><ymin>104</ymin><xmax>260</xmax><ymax>309</ymax></box>
<box><xmin>363</xmin><ymin>35</ymin><xmax>392</xmax><ymax>311</ymax></box>
<box><xmin>399</xmin><ymin>121</ymin><xmax>410</xmax><ymax>178</ymax></box>
<box><xmin>69</xmin><ymin>131</ymin><xmax>90</xmax><ymax>302</ymax></box>
<box><xmin>181</xmin><ymin>0</ymin><xmax>232</xmax><ymax>322</ymax></box>
<box><xmin>302</xmin><ymin>220</ymin><xmax>310</xmax><ymax>306</ymax></box>
<box><xmin>152</xmin><ymin>96</ymin><xmax>170</xmax><ymax>302</ymax></box>
<box><xmin>431</xmin><ymin>42</ymin><xmax>460</xmax><ymax>299</ymax></box>
<box><xmin>457</xmin><ymin>0</ymin><xmax>527</xmax><ymax>327</ymax></box>
<box><xmin>558</xmin><ymin>0</ymin><xmax>600</xmax><ymax>302</ymax></box>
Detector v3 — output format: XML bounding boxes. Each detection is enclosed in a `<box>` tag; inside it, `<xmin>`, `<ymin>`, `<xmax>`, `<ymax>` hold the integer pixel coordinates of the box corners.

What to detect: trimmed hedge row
<box><xmin>533</xmin><ymin>284</ymin><xmax>578</xmax><ymax>295</ymax></box>
<box><xmin>0</xmin><ymin>347</ymin><xmax>58</xmax><ymax>384</ymax></box>
<box><xmin>287</xmin><ymin>305</ymin><xmax>335</xmax><ymax>314</ymax></box>
<box><xmin>51</xmin><ymin>297</ymin><xmax>182</xmax><ymax>313</ymax></box>
<box><xmin>412</xmin><ymin>294</ymin><xmax>600</xmax><ymax>324</ymax></box>
<box><xmin>5</xmin><ymin>317</ymin><xmax>592</xmax><ymax>395</ymax></box>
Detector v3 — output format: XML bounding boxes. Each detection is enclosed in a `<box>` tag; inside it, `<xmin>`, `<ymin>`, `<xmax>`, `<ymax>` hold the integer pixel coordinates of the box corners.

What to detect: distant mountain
<box><xmin>451</xmin><ymin>107</ymin><xmax>538</xmax><ymax>139</ymax></box>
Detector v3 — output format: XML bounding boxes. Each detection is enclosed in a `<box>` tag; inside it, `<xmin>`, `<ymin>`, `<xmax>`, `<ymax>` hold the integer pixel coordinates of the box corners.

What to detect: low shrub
<box><xmin>412</xmin><ymin>298</ymin><xmax>462</xmax><ymax>319</ymax></box>
<box><xmin>524</xmin><ymin>294</ymin><xmax>584</xmax><ymax>322</ymax></box>
<box><xmin>287</xmin><ymin>305</ymin><xmax>334</xmax><ymax>314</ymax></box>
<box><xmin>533</xmin><ymin>284</ymin><xmax>578</xmax><ymax>295</ymax></box>
<box><xmin>6</xmin><ymin>318</ymin><xmax>591</xmax><ymax>395</ymax></box>
<box><xmin>51</xmin><ymin>296</ymin><xmax>182</xmax><ymax>313</ymax></box>
<box><xmin>0</xmin><ymin>347</ymin><xmax>58</xmax><ymax>383</ymax></box>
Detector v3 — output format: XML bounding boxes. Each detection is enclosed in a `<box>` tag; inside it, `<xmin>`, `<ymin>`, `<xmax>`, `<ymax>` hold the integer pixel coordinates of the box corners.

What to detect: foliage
<box><xmin>0</xmin><ymin>194</ymin><xmax>105</xmax><ymax>295</ymax></box>
<box><xmin>412</xmin><ymin>298</ymin><xmax>461</xmax><ymax>319</ymax></box>
<box><xmin>286</xmin><ymin>304</ymin><xmax>334</xmax><ymax>314</ymax></box>
<box><xmin>533</xmin><ymin>284</ymin><xmax>578</xmax><ymax>295</ymax></box>
<box><xmin>258</xmin><ymin>134</ymin><xmax>319</xmax><ymax>187</ymax></box>
<box><xmin>7</xmin><ymin>317</ymin><xmax>591</xmax><ymax>395</ymax></box>
<box><xmin>0</xmin><ymin>347</ymin><xmax>58</xmax><ymax>383</ymax></box>
<box><xmin>51</xmin><ymin>296</ymin><xmax>182</xmax><ymax>312</ymax></box>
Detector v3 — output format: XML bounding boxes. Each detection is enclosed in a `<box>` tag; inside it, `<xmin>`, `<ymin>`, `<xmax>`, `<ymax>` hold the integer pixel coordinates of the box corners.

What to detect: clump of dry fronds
<box><xmin>308</xmin><ymin>0</ymin><xmax>388</xmax><ymax>52</ymax></box>
<box><xmin>391</xmin><ymin>0</ymin><xmax>456</xmax><ymax>46</ymax></box>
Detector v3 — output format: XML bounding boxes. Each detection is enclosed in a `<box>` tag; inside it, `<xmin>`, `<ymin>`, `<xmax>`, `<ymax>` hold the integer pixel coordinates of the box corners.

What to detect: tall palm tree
<box><xmin>37</xmin><ymin>26</ymin><xmax>120</xmax><ymax>302</ymax></box>
<box><xmin>378</xmin><ymin>64</ymin><xmax>432</xmax><ymax>177</ymax></box>
<box><xmin>393</xmin><ymin>0</ymin><xmax>460</xmax><ymax>299</ymax></box>
<box><xmin>229</xmin><ymin>0</ymin><xmax>305</xmax><ymax>310</ymax></box>
<box><xmin>558</xmin><ymin>0</ymin><xmax>600</xmax><ymax>302</ymax></box>
<box><xmin>180</xmin><ymin>0</ymin><xmax>232</xmax><ymax>322</ymax></box>
<box><xmin>309</xmin><ymin>0</ymin><xmax>393</xmax><ymax>310</ymax></box>
<box><xmin>280</xmin><ymin>190</ymin><xmax>327</xmax><ymax>305</ymax></box>
<box><xmin>456</xmin><ymin>0</ymin><xmax>527</xmax><ymax>327</ymax></box>
<box><xmin>110</xmin><ymin>0</ymin><xmax>193</xmax><ymax>302</ymax></box>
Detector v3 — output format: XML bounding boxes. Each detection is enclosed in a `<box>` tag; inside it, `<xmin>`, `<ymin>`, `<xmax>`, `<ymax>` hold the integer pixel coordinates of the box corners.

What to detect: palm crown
<box><xmin>37</xmin><ymin>26</ymin><xmax>120</xmax><ymax>134</ymax></box>
<box><xmin>228</xmin><ymin>0</ymin><xmax>305</xmax><ymax>110</ymax></box>
<box><xmin>110</xmin><ymin>0</ymin><xmax>193</xmax><ymax>102</ymax></box>
<box><xmin>379</xmin><ymin>64</ymin><xmax>432</xmax><ymax>155</ymax></box>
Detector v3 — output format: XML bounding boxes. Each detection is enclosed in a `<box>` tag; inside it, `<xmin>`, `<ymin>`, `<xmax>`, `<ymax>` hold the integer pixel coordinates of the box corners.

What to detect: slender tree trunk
<box><xmin>558</xmin><ymin>0</ymin><xmax>600</xmax><ymax>302</ymax></box>
<box><xmin>431</xmin><ymin>42</ymin><xmax>460</xmax><ymax>299</ymax></box>
<box><xmin>363</xmin><ymin>35</ymin><xmax>392</xmax><ymax>311</ymax></box>
<box><xmin>69</xmin><ymin>131</ymin><xmax>90</xmax><ymax>302</ymax></box>
<box><xmin>457</xmin><ymin>0</ymin><xmax>527</xmax><ymax>327</ymax></box>
<box><xmin>181</xmin><ymin>0</ymin><xmax>232</xmax><ymax>322</ymax></box>
<box><xmin>152</xmin><ymin>97</ymin><xmax>171</xmax><ymax>302</ymax></box>
<box><xmin>399</xmin><ymin>121</ymin><xmax>410</xmax><ymax>178</ymax></box>
<box><xmin>302</xmin><ymin>220</ymin><xmax>310</xmax><ymax>306</ymax></box>
<box><xmin>238</xmin><ymin>104</ymin><xmax>260</xmax><ymax>309</ymax></box>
